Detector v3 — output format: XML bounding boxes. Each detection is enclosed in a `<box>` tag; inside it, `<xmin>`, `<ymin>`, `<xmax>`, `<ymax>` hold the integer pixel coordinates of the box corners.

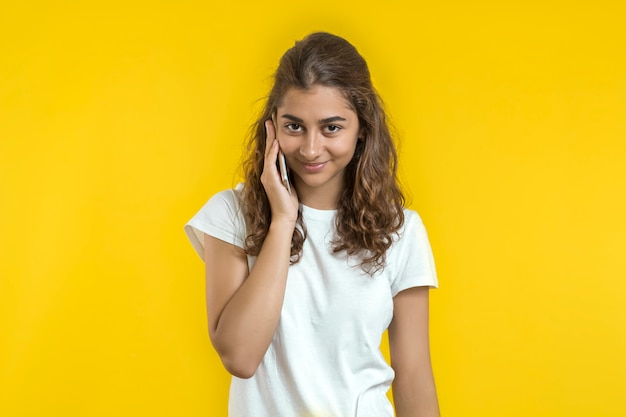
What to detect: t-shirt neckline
<box><xmin>300</xmin><ymin>203</ymin><xmax>336</xmax><ymax>221</ymax></box>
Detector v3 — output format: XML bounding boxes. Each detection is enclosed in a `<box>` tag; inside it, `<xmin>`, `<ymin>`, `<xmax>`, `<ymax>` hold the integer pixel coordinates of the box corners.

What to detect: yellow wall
<box><xmin>1</xmin><ymin>1</ymin><xmax>625</xmax><ymax>416</ymax></box>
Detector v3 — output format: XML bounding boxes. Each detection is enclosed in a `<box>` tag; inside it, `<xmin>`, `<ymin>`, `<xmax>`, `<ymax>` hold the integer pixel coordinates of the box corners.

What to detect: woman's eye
<box><xmin>286</xmin><ymin>123</ymin><xmax>302</xmax><ymax>132</ymax></box>
<box><xmin>325</xmin><ymin>125</ymin><xmax>341</xmax><ymax>133</ymax></box>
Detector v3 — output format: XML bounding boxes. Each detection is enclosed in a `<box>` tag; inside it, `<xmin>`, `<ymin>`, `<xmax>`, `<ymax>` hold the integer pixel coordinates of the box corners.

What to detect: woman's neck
<box><xmin>293</xmin><ymin>181</ymin><xmax>341</xmax><ymax>210</ymax></box>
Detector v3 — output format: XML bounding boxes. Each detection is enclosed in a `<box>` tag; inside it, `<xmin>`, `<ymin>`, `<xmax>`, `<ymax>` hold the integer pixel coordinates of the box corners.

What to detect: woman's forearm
<box><xmin>210</xmin><ymin>221</ymin><xmax>294</xmax><ymax>378</ymax></box>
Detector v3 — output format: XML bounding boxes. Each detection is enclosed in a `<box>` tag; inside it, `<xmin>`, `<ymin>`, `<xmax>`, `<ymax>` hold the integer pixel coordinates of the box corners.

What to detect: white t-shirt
<box><xmin>185</xmin><ymin>185</ymin><xmax>438</xmax><ymax>417</ymax></box>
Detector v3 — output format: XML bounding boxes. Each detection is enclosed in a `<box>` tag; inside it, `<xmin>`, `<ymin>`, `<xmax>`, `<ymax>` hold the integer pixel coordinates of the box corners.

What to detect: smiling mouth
<box><xmin>301</xmin><ymin>161</ymin><xmax>328</xmax><ymax>172</ymax></box>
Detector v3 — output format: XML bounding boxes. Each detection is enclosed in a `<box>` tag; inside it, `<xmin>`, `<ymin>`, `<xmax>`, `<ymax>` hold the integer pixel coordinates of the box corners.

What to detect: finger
<box><xmin>264</xmin><ymin>120</ymin><xmax>277</xmax><ymax>157</ymax></box>
<box><xmin>265</xmin><ymin>138</ymin><xmax>279</xmax><ymax>168</ymax></box>
<box><xmin>261</xmin><ymin>140</ymin><xmax>286</xmax><ymax>194</ymax></box>
<box><xmin>262</xmin><ymin>137</ymin><xmax>278</xmax><ymax>178</ymax></box>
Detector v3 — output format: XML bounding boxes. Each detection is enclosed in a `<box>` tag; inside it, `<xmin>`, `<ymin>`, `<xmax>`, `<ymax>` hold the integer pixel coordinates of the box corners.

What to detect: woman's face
<box><xmin>275</xmin><ymin>85</ymin><xmax>360</xmax><ymax>209</ymax></box>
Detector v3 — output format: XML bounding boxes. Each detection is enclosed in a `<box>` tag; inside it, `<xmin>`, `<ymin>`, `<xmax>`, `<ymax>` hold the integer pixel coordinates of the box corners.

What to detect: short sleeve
<box><xmin>184</xmin><ymin>186</ymin><xmax>247</xmax><ymax>261</ymax></box>
<box><xmin>388</xmin><ymin>210</ymin><xmax>439</xmax><ymax>296</ymax></box>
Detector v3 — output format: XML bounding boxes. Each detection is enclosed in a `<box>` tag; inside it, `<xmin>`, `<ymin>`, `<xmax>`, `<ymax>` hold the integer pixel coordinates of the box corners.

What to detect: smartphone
<box><xmin>272</xmin><ymin>113</ymin><xmax>291</xmax><ymax>194</ymax></box>
<box><xmin>278</xmin><ymin>150</ymin><xmax>291</xmax><ymax>195</ymax></box>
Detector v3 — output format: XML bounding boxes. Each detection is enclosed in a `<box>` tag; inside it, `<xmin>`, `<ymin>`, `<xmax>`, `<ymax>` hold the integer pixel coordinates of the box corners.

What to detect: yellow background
<box><xmin>1</xmin><ymin>1</ymin><xmax>625</xmax><ymax>416</ymax></box>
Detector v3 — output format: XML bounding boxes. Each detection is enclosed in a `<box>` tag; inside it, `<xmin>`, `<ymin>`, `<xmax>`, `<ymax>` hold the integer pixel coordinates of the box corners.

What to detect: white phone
<box><xmin>272</xmin><ymin>113</ymin><xmax>291</xmax><ymax>194</ymax></box>
<box><xmin>278</xmin><ymin>150</ymin><xmax>291</xmax><ymax>195</ymax></box>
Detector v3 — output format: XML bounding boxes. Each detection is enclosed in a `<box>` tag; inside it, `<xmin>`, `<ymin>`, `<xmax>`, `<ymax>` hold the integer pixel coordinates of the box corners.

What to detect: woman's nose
<box><xmin>299</xmin><ymin>131</ymin><xmax>323</xmax><ymax>161</ymax></box>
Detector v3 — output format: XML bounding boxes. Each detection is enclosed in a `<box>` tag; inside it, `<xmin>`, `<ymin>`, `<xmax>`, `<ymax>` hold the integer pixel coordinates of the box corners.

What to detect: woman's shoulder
<box><xmin>189</xmin><ymin>183</ymin><xmax>246</xmax><ymax>222</ymax></box>
<box><xmin>185</xmin><ymin>183</ymin><xmax>247</xmax><ymax>259</ymax></box>
<box><xmin>401</xmin><ymin>207</ymin><xmax>426</xmax><ymax>230</ymax></box>
<box><xmin>204</xmin><ymin>183</ymin><xmax>244</xmax><ymax>207</ymax></box>
<box><xmin>394</xmin><ymin>207</ymin><xmax>431</xmax><ymax>248</ymax></box>
<box><xmin>386</xmin><ymin>207</ymin><xmax>438</xmax><ymax>290</ymax></box>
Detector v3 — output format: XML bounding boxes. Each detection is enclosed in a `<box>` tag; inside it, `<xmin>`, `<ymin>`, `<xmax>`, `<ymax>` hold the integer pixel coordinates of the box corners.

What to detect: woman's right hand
<box><xmin>260</xmin><ymin>119</ymin><xmax>299</xmax><ymax>225</ymax></box>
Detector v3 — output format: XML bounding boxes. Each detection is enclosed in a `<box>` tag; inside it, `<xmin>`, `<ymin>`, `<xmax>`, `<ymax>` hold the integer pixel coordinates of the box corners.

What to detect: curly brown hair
<box><xmin>241</xmin><ymin>32</ymin><xmax>405</xmax><ymax>273</ymax></box>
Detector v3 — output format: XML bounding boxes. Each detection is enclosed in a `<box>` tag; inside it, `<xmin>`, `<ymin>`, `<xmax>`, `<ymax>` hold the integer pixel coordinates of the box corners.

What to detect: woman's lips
<box><xmin>301</xmin><ymin>161</ymin><xmax>328</xmax><ymax>172</ymax></box>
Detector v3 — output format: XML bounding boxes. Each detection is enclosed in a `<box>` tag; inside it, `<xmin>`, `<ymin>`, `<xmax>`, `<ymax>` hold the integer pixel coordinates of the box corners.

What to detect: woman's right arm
<box><xmin>203</xmin><ymin>120</ymin><xmax>298</xmax><ymax>379</ymax></box>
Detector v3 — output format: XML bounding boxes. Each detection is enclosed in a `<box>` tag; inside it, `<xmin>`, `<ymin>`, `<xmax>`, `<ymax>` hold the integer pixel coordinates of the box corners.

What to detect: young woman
<box><xmin>185</xmin><ymin>32</ymin><xmax>440</xmax><ymax>417</ymax></box>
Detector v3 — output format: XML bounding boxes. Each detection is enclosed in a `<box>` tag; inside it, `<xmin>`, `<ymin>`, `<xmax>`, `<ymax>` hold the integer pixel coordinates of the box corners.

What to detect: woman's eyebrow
<box><xmin>280</xmin><ymin>114</ymin><xmax>347</xmax><ymax>124</ymax></box>
<box><xmin>281</xmin><ymin>114</ymin><xmax>304</xmax><ymax>123</ymax></box>
<box><xmin>320</xmin><ymin>116</ymin><xmax>347</xmax><ymax>124</ymax></box>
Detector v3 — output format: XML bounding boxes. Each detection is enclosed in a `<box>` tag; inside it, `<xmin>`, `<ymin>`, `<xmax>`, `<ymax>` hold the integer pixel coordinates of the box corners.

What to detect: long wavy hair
<box><xmin>241</xmin><ymin>32</ymin><xmax>405</xmax><ymax>273</ymax></box>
